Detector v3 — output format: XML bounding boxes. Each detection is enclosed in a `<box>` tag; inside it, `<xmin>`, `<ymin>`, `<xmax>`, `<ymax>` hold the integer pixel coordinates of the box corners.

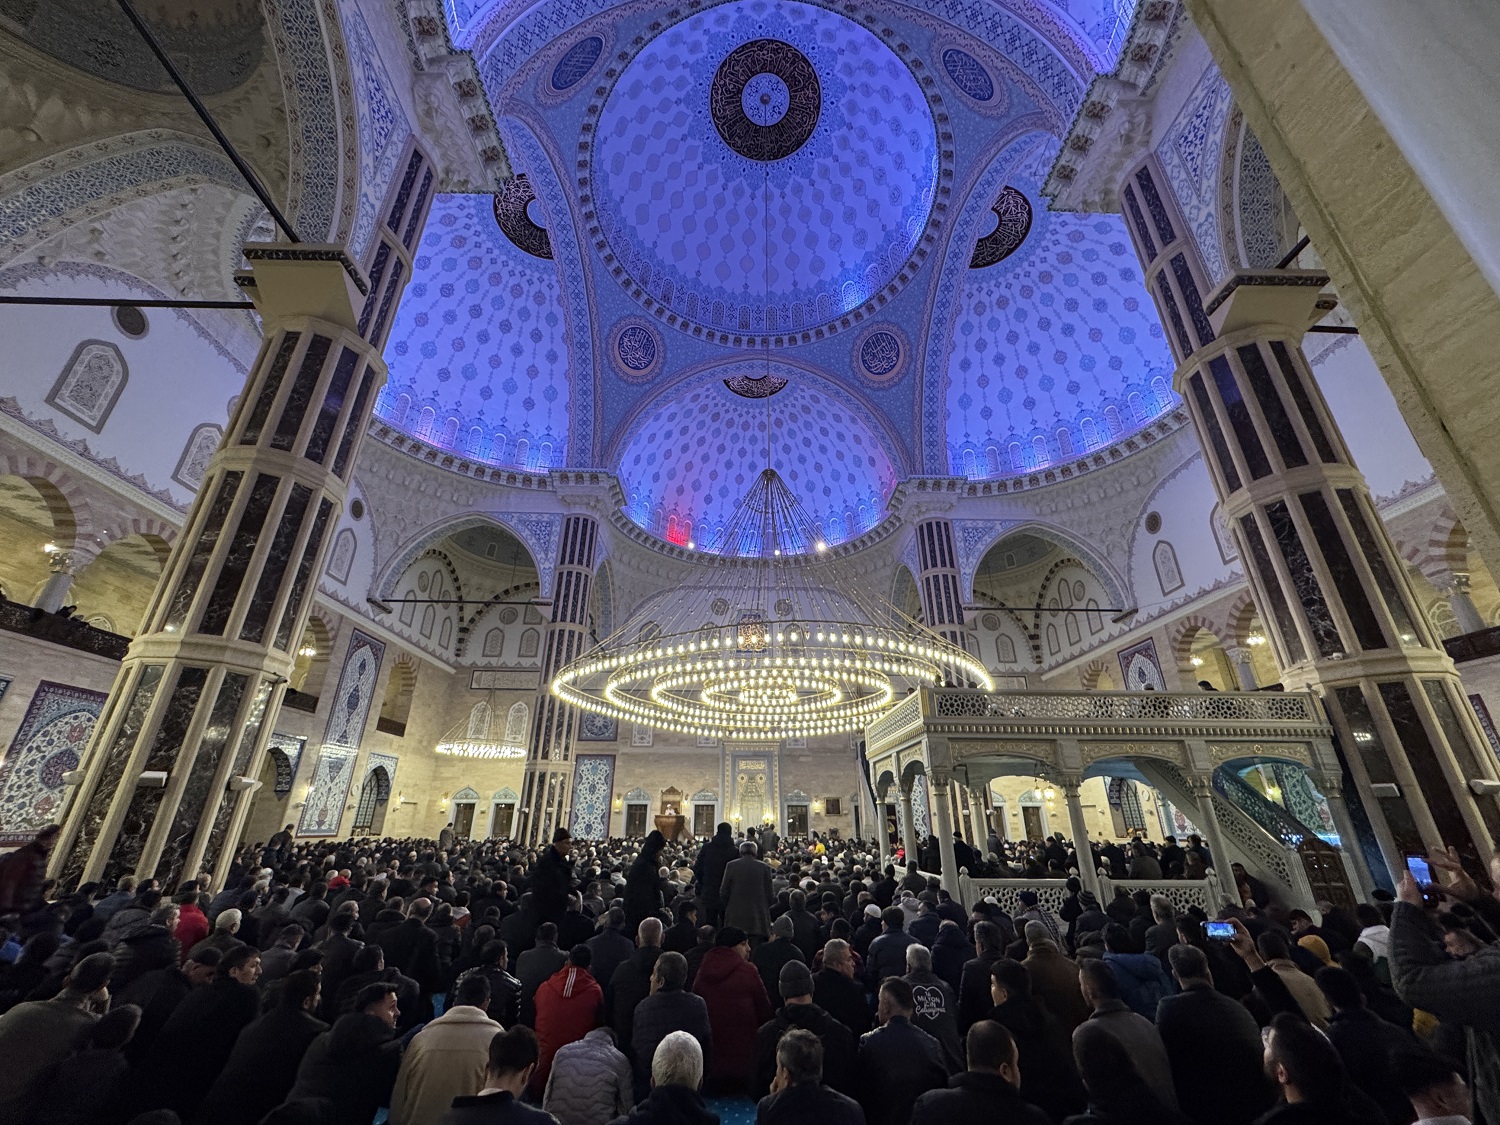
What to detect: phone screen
<box><xmin>1203</xmin><ymin>920</ymin><xmax>1235</xmax><ymax>941</ymax></box>
<box><xmin>1407</xmin><ymin>855</ymin><xmax>1433</xmax><ymax>886</ymax></box>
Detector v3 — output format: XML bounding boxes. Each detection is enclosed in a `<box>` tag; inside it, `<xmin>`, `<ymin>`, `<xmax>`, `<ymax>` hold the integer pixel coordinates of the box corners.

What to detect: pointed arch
<box><xmin>964</xmin><ymin>520</ymin><xmax>1131</xmax><ymax>610</ymax></box>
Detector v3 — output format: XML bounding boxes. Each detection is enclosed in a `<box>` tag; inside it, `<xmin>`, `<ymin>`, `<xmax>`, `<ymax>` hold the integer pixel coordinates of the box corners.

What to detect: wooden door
<box><xmin>626</xmin><ymin>804</ymin><xmax>648</xmax><ymax>837</ymax></box>
<box><xmin>1023</xmin><ymin>805</ymin><xmax>1044</xmax><ymax>840</ymax></box>
<box><xmin>491</xmin><ymin>803</ymin><xmax>515</xmax><ymax>838</ymax></box>
<box><xmin>787</xmin><ymin>804</ymin><xmax>809</xmax><ymax>836</ymax></box>
<box><xmin>693</xmin><ymin>804</ymin><xmax>715</xmax><ymax>837</ymax></box>
<box><xmin>453</xmin><ymin>801</ymin><xmax>475</xmax><ymax>838</ymax></box>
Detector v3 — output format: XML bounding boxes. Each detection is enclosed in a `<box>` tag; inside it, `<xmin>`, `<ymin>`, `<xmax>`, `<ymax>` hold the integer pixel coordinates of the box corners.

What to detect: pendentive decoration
<box><xmin>710</xmin><ymin>39</ymin><xmax>821</xmax><ymax>162</ymax></box>
<box><xmin>723</xmin><ymin>373</ymin><xmax>788</xmax><ymax>399</ymax></box>
<box><xmin>492</xmin><ymin>175</ymin><xmax>553</xmax><ymax>260</ymax></box>
<box><xmin>970</xmin><ymin>185</ymin><xmax>1033</xmax><ymax>268</ymax></box>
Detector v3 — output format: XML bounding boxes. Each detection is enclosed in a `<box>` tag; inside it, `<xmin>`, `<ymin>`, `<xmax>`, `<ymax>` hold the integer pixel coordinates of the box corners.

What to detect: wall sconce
<box><xmin>1190</xmin><ymin>655</ymin><xmax>1204</xmax><ymax>667</ymax></box>
<box><xmin>42</xmin><ymin>542</ymin><xmax>57</xmax><ymax>554</ymax></box>
<box><xmin>227</xmin><ymin>776</ymin><xmax>263</xmax><ymax>793</ymax></box>
<box><xmin>613</xmin><ymin>794</ymin><xmax>623</xmax><ymax>809</ymax></box>
<box><xmin>439</xmin><ymin>796</ymin><xmax>449</xmax><ymax>810</ymax></box>
<box><xmin>1043</xmin><ymin>787</ymin><xmax>1056</xmax><ymax>802</ymax></box>
<box><xmin>811</xmin><ymin>799</ymin><xmax>824</xmax><ymax>814</ymax></box>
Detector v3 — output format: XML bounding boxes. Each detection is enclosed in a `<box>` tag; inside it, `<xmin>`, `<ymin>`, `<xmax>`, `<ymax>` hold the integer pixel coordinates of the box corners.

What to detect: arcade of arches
<box><xmin>3</xmin><ymin>0</ymin><xmax>1500</xmax><ymax>910</ymax></box>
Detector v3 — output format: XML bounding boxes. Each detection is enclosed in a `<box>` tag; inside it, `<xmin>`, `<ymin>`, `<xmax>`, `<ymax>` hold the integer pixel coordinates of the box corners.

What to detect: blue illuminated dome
<box><xmin>585</xmin><ymin>0</ymin><xmax>940</xmax><ymax>342</ymax></box>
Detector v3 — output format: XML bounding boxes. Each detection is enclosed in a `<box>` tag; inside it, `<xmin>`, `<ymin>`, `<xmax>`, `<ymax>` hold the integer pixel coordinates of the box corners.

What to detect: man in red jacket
<box><xmin>532</xmin><ymin>943</ymin><xmax>604</xmax><ymax>1096</ymax></box>
<box><xmin>173</xmin><ymin>886</ymin><xmax>210</xmax><ymax>964</ymax></box>
<box><xmin>693</xmin><ymin>926</ymin><xmax>772</xmax><ymax>1095</ymax></box>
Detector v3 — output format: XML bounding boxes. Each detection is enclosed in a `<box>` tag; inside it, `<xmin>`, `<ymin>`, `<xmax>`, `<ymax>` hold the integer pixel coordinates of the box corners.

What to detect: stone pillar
<box><xmin>1189</xmin><ymin>781</ymin><xmax>1233</xmax><ymax>903</ymax></box>
<box><xmin>1434</xmin><ymin>571</ymin><xmax>1487</xmax><ymax>636</ymax></box>
<box><xmin>1224</xmin><ymin>645</ymin><xmax>1259</xmax><ymax>691</ymax></box>
<box><xmin>874</xmin><ymin>787</ymin><xmax>891</xmax><ymax>869</ymax></box>
<box><xmin>54</xmin><ymin>245</ymin><xmax>388</xmax><ymax>888</ymax></box>
<box><xmin>36</xmin><ymin>551</ymin><xmax>79</xmax><ymax>613</ymax></box>
<box><xmin>1062</xmin><ymin>776</ymin><xmax>1098</xmax><ymax>896</ymax></box>
<box><xmin>521</xmin><ymin>515</ymin><xmax>599</xmax><ymax>848</ymax></box>
<box><xmin>898</xmin><ymin>784</ymin><xmax>918</xmax><ymax>866</ymax></box>
<box><xmin>930</xmin><ymin>772</ymin><xmax>960</xmax><ymax>896</ymax></box>
<box><xmin>968</xmin><ymin>787</ymin><xmax>988</xmax><ymax>849</ymax></box>
<box><xmin>1121</xmin><ymin>153</ymin><xmax>1500</xmax><ymax>877</ymax></box>
<box><xmin>913</xmin><ymin>519</ymin><xmax>978</xmax><ymax>683</ymax></box>
<box><xmin>1318</xmin><ymin>772</ymin><xmax>1376</xmax><ymax>901</ymax></box>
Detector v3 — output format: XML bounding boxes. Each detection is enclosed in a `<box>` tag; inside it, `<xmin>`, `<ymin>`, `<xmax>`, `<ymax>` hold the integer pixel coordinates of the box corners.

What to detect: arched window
<box><xmin>1104</xmin><ymin>405</ymin><xmax>1123</xmax><ymax>435</ymax></box>
<box><xmin>1081</xmin><ymin>417</ymin><xmax>1100</xmax><ymax>448</ymax></box>
<box><xmin>1009</xmin><ymin>441</ymin><xmax>1024</xmax><ymax>471</ymax></box>
<box><xmin>483</xmin><ymin>628</ymin><xmax>504</xmax><ymax>657</ymax></box>
<box><xmin>325</xmin><ymin>527</ymin><xmax>356</xmax><ymax>584</ymax></box>
<box><xmin>1056</xmin><ymin>428</ymin><xmax>1073</xmax><ymax>457</ymax></box>
<box><xmin>519</xmin><ymin>628</ymin><xmax>540</xmax><ymax>658</ymax></box>
<box><xmin>468</xmin><ymin>701</ymin><xmax>493</xmax><ymax>738</ymax></box>
<box><xmin>1086</xmin><ymin>599</ymin><xmax>1104</xmax><ymax>634</ymax></box>
<box><xmin>1154</xmin><ymin>540</ymin><xmax>1184</xmax><ymax>594</ymax></box>
<box><xmin>1046</xmin><ymin>623</ymin><xmax>1060</xmax><ymax>654</ymax></box>
<box><xmin>504</xmin><ymin>701</ymin><xmax>529</xmax><ymax>745</ymax></box>
<box><xmin>1032</xmin><ymin>435</ymin><xmax>1049</xmax><ymax>467</ymax></box>
<box><xmin>1128</xmin><ymin>391</ymin><xmax>1145</xmax><ymax>421</ymax></box>
<box><xmin>996</xmin><ymin>634</ymin><xmax>1017</xmax><ymax>663</ymax></box>
<box><xmin>986</xmin><ymin>445</ymin><xmax>1001</xmax><ymax>474</ymax></box>
<box><xmin>515</xmin><ymin>437</ymin><xmax>529</xmax><ymax>466</ymax></box>
<box><xmin>420</xmin><ymin>604</ymin><xmax>435</xmax><ymax>638</ymax></box>
<box><xmin>962</xmin><ymin>449</ymin><xmax>978</xmax><ymax>477</ymax></box>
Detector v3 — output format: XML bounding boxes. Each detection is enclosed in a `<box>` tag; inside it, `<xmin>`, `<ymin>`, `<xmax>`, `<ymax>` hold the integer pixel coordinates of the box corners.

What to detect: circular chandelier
<box><xmin>553</xmin><ymin>467</ymin><xmax>992</xmax><ymax>741</ymax></box>
<box><xmin>434</xmin><ymin>695</ymin><xmax>526</xmax><ymax>759</ymax></box>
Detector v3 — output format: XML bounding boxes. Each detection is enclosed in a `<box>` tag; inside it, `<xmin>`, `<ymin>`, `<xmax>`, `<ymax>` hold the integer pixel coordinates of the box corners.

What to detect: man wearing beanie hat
<box><xmin>0</xmin><ymin>950</ymin><xmax>113</xmax><ymax>1117</ymax></box>
<box><xmin>530</xmin><ymin>828</ymin><xmax>576</xmax><ymax>928</ymax></box>
<box><xmin>751</xmin><ymin>960</ymin><xmax>857</xmax><ymax>1099</ymax></box>
<box><xmin>692</xmin><ymin>926</ymin><xmax>771</xmax><ymax>1094</ymax></box>
<box><xmin>752</xmin><ymin>915</ymin><xmax>805</xmax><ymax>1008</ymax></box>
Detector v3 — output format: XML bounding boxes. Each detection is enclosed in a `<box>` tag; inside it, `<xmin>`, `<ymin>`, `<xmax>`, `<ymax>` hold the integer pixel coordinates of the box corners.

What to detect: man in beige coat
<box><xmin>391</xmin><ymin>973</ymin><xmax>504</xmax><ymax>1125</ymax></box>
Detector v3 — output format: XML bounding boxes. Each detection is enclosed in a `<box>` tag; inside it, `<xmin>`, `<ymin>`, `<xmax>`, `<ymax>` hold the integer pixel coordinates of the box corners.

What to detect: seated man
<box><xmin>755</xmin><ymin>1029</ymin><xmax>863</xmax><ymax>1125</ymax></box>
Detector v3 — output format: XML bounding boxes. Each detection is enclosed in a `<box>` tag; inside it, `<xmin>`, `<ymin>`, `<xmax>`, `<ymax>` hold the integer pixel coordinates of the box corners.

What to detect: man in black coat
<box><xmin>783</xmin><ymin>891</ymin><xmax>821</xmax><ymax>963</ymax></box>
<box><xmin>693</xmin><ymin>824</ymin><xmax>739</xmax><ymax>928</ymax></box>
<box><xmin>864</xmin><ymin>908</ymin><xmax>916</xmax><ymax>990</ymax></box>
<box><xmin>315</xmin><ymin>909</ymin><xmax>365</xmax><ymax>1020</ymax></box>
<box><xmin>813</xmin><ymin>939</ymin><xmax>871</xmax><ymax>1037</ymax></box>
<box><xmin>632</xmin><ymin>951</ymin><xmax>714</xmax><ymax>1101</ymax></box>
<box><xmin>611</xmin><ymin>918</ymin><xmax>664</xmax><ymax>1056</ymax></box>
<box><xmin>588</xmin><ymin>907</ymin><xmax>638</xmax><ymax>1004</ymax></box>
<box><xmin>1155</xmin><ymin>943</ymin><xmax>1274</xmax><ymax>1125</ymax></box>
<box><xmin>853</xmin><ymin>978</ymin><xmax>948</xmax><ymax>1125</ymax></box>
<box><xmin>515</xmin><ymin>922</ymin><xmax>567</xmax><ymax>1027</ymax></box>
<box><xmin>373</xmin><ymin>897</ymin><xmax>443</xmax><ymax>998</ymax></box>
<box><xmin>753</xmin><ymin>961</ymin><xmax>856</xmax><ymax>1099</ymax></box>
<box><xmin>756</xmin><ymin>1028</ymin><xmax>864</xmax><ymax>1125</ymax></box>
<box><xmin>957</xmin><ymin>921</ymin><xmax>1005</xmax><ymax>1033</ymax></box>
<box><xmin>109</xmin><ymin>904</ymin><xmax>180</xmax><ymax>992</ymax></box>
<box><xmin>910</xmin><ymin>1020</ymin><xmax>1049</xmax><ymax>1125</ymax></box>
<box><xmin>753</xmin><ymin>916</ymin><xmax>805</xmax><ymax>1007</ymax></box>
<box><xmin>194</xmin><ymin>970</ymin><xmax>327</xmax><ymax>1125</ymax></box>
<box><xmin>117</xmin><ymin>945</ymin><xmax>220</xmax><ymax>1064</ymax></box>
<box><xmin>984</xmin><ymin>957</ymin><xmax>1085</xmax><ymax>1122</ymax></box>
<box><xmin>529</xmin><ymin>828</ymin><xmax>576</xmax><ymax>927</ymax></box>
<box><xmin>286</xmin><ymin>981</ymin><xmax>403</xmax><ymax>1125</ymax></box>
<box><xmin>1318</xmin><ymin>965</ymin><xmax>1418</xmax><ymax>1125</ymax></box>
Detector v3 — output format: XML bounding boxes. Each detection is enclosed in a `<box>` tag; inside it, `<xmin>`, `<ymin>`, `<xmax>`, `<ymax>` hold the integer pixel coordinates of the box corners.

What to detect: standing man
<box><xmin>531</xmin><ymin>829</ymin><xmax>576</xmax><ymax>929</ymax></box>
<box><xmin>720</xmin><ymin>842</ymin><xmax>774</xmax><ymax>944</ymax></box>
<box><xmin>693</xmin><ymin>824</ymin><xmax>738</xmax><ymax>928</ymax></box>
<box><xmin>439</xmin><ymin>823</ymin><xmax>457</xmax><ymax>852</ymax></box>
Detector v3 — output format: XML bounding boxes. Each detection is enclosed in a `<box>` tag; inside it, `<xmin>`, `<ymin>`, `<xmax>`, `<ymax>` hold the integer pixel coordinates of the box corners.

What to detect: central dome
<box><xmin>583</xmin><ymin>0</ymin><xmax>941</xmax><ymax>345</ymax></box>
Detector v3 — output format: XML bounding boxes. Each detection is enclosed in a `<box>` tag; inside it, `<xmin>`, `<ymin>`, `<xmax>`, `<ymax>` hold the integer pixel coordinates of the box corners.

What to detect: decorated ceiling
<box><xmin>374</xmin><ymin>0</ymin><xmax>1171</xmax><ymax>552</ymax></box>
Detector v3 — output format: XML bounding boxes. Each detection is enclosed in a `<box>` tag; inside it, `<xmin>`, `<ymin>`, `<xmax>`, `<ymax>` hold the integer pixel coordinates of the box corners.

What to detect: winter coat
<box><xmin>0</xmin><ymin>840</ymin><xmax>48</xmax><ymax>915</ymax></box>
<box><xmin>534</xmin><ymin>964</ymin><xmax>605</xmax><ymax>1094</ymax></box>
<box><xmin>289</xmin><ymin>1012</ymin><xmax>403</xmax><ymax>1125</ymax></box>
<box><xmin>902</xmin><ymin>969</ymin><xmax>963</xmax><ymax>1073</ymax></box>
<box><xmin>853</xmin><ymin>1015</ymin><xmax>948</xmax><ymax>1125</ymax></box>
<box><xmin>693</xmin><ymin>945</ymin><xmax>773</xmax><ymax>1093</ymax></box>
<box><xmin>957</xmin><ymin>951</ymin><xmax>1002</xmax><ymax>1033</ymax></box>
<box><xmin>864</xmin><ymin>930</ymin><xmax>916</xmax><ymax>988</ymax></box>
<box><xmin>1263</xmin><ymin>957</ymin><xmax>1330</xmax><ymax>1029</ymax></box>
<box><xmin>626</xmin><ymin>848</ymin><xmax>667</xmax><ymax>931</ymax></box>
<box><xmin>693</xmin><ymin>830</ymin><xmax>738</xmax><ymax>920</ymax></box>
<box><xmin>518</xmin><ymin>942</ymin><xmax>569</xmax><ymax>1026</ymax></box>
<box><xmin>135</xmin><ymin>976</ymin><xmax>259</xmax><ymax>1118</ymax></box>
<box><xmin>751</xmin><ymin>938</ymin><xmax>804</xmax><ymax>1007</ymax></box>
<box><xmin>377</xmin><ymin>917</ymin><xmax>445</xmax><ymax>993</ymax></box>
<box><xmin>609</xmin><ymin>945</ymin><xmax>661</xmax><ymax>1055</ymax></box>
<box><xmin>1155</xmin><ymin>981</ymin><xmax>1274</xmax><ymax>1125</ymax></box>
<box><xmin>392</xmin><ymin>1005</ymin><xmax>504</xmax><ymax>1125</ymax></box>
<box><xmin>588</xmin><ymin>928</ymin><xmax>637</xmax><ymax>1005</ymax></box>
<box><xmin>173</xmin><ymin>904</ymin><xmax>210</xmax><ymax>962</ymax></box>
<box><xmin>609</xmin><ymin>1084</ymin><xmax>719</xmax><ymax>1125</ymax></box>
<box><xmin>530</xmin><ymin>846</ymin><xmax>576</xmax><ymax>926</ymax></box>
<box><xmin>752</xmin><ymin>1001</ymin><xmax>856</xmax><ymax>1099</ymax></box>
<box><xmin>1102</xmin><ymin>950</ymin><xmax>1176</xmax><ymax>1020</ymax></box>
<box><xmin>1072</xmin><ymin>998</ymin><xmax>1179</xmax><ymax>1110</ymax></box>
<box><xmin>1325</xmin><ymin>1006</ymin><xmax>1418</xmax><ymax>1125</ymax></box>
<box><xmin>986</xmin><ymin>996</ymin><xmax>1086</xmax><ymax>1123</ymax></box>
<box><xmin>929</xmin><ymin>925</ymin><xmax>971</xmax><ymax>994</ymax></box>
<box><xmin>756</xmin><ymin>1082</ymin><xmax>865</xmax><ymax>1125</ymax></box>
<box><xmin>0</xmin><ymin>993</ymin><xmax>98</xmax><ymax>1118</ymax></box>
<box><xmin>1023</xmin><ymin>941</ymin><xmax>1092</xmax><ymax>1032</ymax></box>
<box><xmin>720</xmin><ymin>857</ymin><xmax>774</xmax><ymax>938</ymax></box>
<box><xmin>25</xmin><ymin>1044</ymin><xmax>128</xmax><ymax>1125</ymax></box>
<box><xmin>443</xmin><ymin>1090</ymin><xmax>560</xmax><ymax>1125</ymax></box>
<box><xmin>910</xmin><ymin>1071</ymin><xmax>1051</xmax><ymax>1125</ymax></box>
<box><xmin>784</xmin><ymin>907</ymin><xmax>820</xmax><ymax>963</ymax></box>
<box><xmin>812</xmin><ymin>966</ymin><xmax>870</xmax><ymax>1037</ymax></box>
<box><xmin>631</xmin><ymin>987</ymin><xmax>713</xmax><ymax>1100</ymax></box>
<box><xmin>544</xmin><ymin>1027</ymin><xmax>634</xmax><ymax>1125</ymax></box>
<box><xmin>193</xmin><ymin>1004</ymin><xmax>329</xmax><ymax>1125</ymax></box>
<box><xmin>110</xmin><ymin>923</ymin><xmax>179</xmax><ymax>991</ymax></box>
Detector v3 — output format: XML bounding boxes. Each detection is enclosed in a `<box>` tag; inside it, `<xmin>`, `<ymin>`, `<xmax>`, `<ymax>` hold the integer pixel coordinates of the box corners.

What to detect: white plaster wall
<box><xmin>1309</xmin><ymin>335</ymin><xmax>1434</xmax><ymax>500</ymax></box>
<box><xmin>1125</xmin><ymin>452</ymin><xmax>1240</xmax><ymax>618</ymax></box>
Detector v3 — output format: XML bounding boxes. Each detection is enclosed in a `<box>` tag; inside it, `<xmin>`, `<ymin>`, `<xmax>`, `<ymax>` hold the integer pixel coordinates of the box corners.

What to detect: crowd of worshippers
<box><xmin>0</xmin><ymin>821</ymin><xmax>1495</xmax><ymax>1125</ymax></box>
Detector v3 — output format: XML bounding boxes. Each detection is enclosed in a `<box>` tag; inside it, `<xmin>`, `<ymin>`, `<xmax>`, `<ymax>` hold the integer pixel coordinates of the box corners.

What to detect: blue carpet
<box><xmin>707</xmin><ymin>1096</ymin><xmax>758</xmax><ymax>1125</ymax></box>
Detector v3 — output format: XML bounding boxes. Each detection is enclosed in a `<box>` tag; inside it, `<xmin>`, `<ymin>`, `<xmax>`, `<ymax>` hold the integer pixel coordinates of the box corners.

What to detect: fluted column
<box><xmin>1122</xmin><ymin>154</ymin><xmax>1500</xmax><ymax>878</ymax></box>
<box><xmin>54</xmin><ymin>246</ymin><xmax>389</xmax><ymax>889</ymax></box>
<box><xmin>1061</xmin><ymin>776</ymin><xmax>1098</xmax><ymax>896</ymax></box>
<box><xmin>930</xmin><ymin>772</ymin><xmax>960</xmax><ymax>896</ymax></box>
<box><xmin>914</xmin><ymin>518</ymin><xmax>977</xmax><ymax>684</ymax></box>
<box><xmin>521</xmin><ymin>515</ymin><xmax>599</xmax><ymax>847</ymax></box>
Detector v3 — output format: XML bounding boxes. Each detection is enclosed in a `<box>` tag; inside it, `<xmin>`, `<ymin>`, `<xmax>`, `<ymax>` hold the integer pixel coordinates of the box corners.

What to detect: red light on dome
<box><xmin>666</xmin><ymin>518</ymin><xmax>690</xmax><ymax>545</ymax></box>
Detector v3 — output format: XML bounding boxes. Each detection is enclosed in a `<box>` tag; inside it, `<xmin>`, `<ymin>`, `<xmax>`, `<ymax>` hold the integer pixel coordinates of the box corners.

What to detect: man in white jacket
<box><xmin>392</xmin><ymin>973</ymin><xmax>504</xmax><ymax>1125</ymax></box>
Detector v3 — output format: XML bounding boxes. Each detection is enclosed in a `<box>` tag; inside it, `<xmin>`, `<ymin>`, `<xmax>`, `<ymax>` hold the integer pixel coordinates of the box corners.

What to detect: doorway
<box><xmin>1022</xmin><ymin>804</ymin><xmax>1044</xmax><ymax>840</ymax></box>
<box><xmin>693</xmin><ymin>803</ymin><xmax>716</xmax><ymax>838</ymax></box>
<box><xmin>491</xmin><ymin>802</ymin><xmax>515</xmax><ymax>838</ymax></box>
<box><xmin>352</xmin><ymin>767</ymin><xmax>390</xmax><ymax>835</ymax></box>
<box><xmin>625</xmin><ymin>803</ymin><xmax>648</xmax><ymax>837</ymax></box>
<box><xmin>453</xmin><ymin>801</ymin><xmax>475</xmax><ymax>838</ymax></box>
<box><xmin>786</xmin><ymin>804</ymin><xmax>809</xmax><ymax>836</ymax></box>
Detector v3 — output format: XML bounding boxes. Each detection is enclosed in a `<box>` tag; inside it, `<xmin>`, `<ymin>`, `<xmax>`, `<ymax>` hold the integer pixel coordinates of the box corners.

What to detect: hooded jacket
<box><xmin>289</xmin><ymin>1011</ymin><xmax>403</xmax><ymax>1125</ymax></box>
<box><xmin>1102</xmin><ymin>950</ymin><xmax>1176</xmax><ymax>1020</ymax></box>
<box><xmin>693</xmin><ymin>945</ymin><xmax>772</xmax><ymax>1092</ymax></box>
<box><xmin>752</xmin><ymin>1000</ymin><xmax>857</xmax><ymax>1098</ymax></box>
<box><xmin>533</xmin><ymin>964</ymin><xmax>604</xmax><ymax>1094</ymax></box>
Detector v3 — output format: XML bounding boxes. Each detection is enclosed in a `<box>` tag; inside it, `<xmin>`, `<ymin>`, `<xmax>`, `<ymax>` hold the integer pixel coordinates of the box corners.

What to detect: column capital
<box><xmin>45</xmin><ymin>549</ymin><xmax>76</xmax><ymax>575</ymax></box>
<box><xmin>1223</xmin><ymin>644</ymin><xmax>1253</xmax><ymax>664</ymax></box>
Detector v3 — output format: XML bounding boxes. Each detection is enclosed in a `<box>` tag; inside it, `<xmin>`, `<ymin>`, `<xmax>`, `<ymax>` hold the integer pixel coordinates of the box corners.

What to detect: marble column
<box><xmin>1224</xmin><ymin>644</ymin><xmax>1259</xmax><ymax>691</ymax></box>
<box><xmin>1122</xmin><ymin>153</ymin><xmax>1500</xmax><ymax>877</ymax></box>
<box><xmin>521</xmin><ymin>515</ymin><xmax>599</xmax><ymax>848</ymax></box>
<box><xmin>874</xmin><ymin>788</ymin><xmax>892</xmax><ymax>869</ymax></box>
<box><xmin>1062</xmin><ymin>776</ymin><xmax>1099</xmax><ymax>896</ymax></box>
<box><xmin>1318</xmin><ymin>772</ymin><xmax>1376</xmax><ymax>900</ymax></box>
<box><xmin>1190</xmin><ymin>781</ymin><xmax>1234</xmax><ymax>903</ymax></box>
<box><xmin>930</xmin><ymin>772</ymin><xmax>960</xmax><ymax>897</ymax></box>
<box><xmin>36</xmin><ymin>550</ymin><xmax>78</xmax><ymax>613</ymax></box>
<box><xmin>54</xmin><ymin>246</ymin><xmax>388</xmax><ymax>888</ymax></box>
<box><xmin>1434</xmin><ymin>571</ymin><xmax>1487</xmax><ymax>636</ymax></box>
<box><xmin>898</xmin><ymin>784</ymin><xmax>918</xmax><ymax>867</ymax></box>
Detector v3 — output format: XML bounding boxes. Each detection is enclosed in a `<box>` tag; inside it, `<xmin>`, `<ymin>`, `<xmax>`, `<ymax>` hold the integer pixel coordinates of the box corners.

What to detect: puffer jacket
<box><xmin>111</xmin><ymin>924</ymin><xmax>180</xmax><ymax>992</ymax></box>
<box><xmin>1103</xmin><ymin>950</ymin><xmax>1176</xmax><ymax>1019</ymax></box>
<box><xmin>543</xmin><ymin>1026</ymin><xmax>634</xmax><ymax>1125</ymax></box>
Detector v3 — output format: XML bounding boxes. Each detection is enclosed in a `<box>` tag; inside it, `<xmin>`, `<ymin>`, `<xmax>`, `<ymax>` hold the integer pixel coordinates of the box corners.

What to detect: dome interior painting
<box><xmin>376</xmin><ymin>193</ymin><xmax>571</xmax><ymax>471</ymax></box>
<box><xmin>946</xmin><ymin>138</ymin><xmax>1179</xmax><ymax>479</ymax></box>
<box><xmin>615</xmin><ymin>367</ymin><xmax>898</xmax><ymax>549</ymax></box>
